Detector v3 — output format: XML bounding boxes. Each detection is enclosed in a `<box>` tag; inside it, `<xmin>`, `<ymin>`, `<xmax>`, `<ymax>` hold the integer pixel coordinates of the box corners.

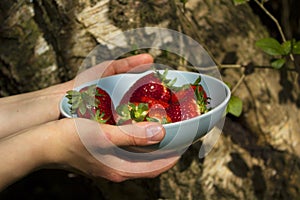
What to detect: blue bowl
<box><xmin>60</xmin><ymin>70</ymin><xmax>231</xmax><ymax>151</ymax></box>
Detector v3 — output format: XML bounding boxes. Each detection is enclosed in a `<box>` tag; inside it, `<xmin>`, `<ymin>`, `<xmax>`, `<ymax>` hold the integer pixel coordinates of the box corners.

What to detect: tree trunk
<box><xmin>1</xmin><ymin>0</ymin><xmax>300</xmax><ymax>199</ymax></box>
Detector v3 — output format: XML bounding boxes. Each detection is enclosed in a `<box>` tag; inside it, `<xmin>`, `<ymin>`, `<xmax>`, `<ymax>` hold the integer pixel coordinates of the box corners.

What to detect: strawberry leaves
<box><xmin>66</xmin><ymin>85</ymin><xmax>98</xmax><ymax>115</ymax></box>
<box><xmin>194</xmin><ymin>84</ymin><xmax>210</xmax><ymax>114</ymax></box>
<box><xmin>66</xmin><ymin>84</ymin><xmax>115</xmax><ymax>125</ymax></box>
<box><xmin>154</xmin><ymin>68</ymin><xmax>177</xmax><ymax>89</ymax></box>
<box><xmin>116</xmin><ymin>103</ymin><xmax>150</xmax><ymax>125</ymax></box>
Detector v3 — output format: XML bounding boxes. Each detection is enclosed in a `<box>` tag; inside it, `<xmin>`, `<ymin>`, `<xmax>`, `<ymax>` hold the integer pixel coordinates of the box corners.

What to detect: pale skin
<box><xmin>0</xmin><ymin>54</ymin><xmax>179</xmax><ymax>191</ymax></box>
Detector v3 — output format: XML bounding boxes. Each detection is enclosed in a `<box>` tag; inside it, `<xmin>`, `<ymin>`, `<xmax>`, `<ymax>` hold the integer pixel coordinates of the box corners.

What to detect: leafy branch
<box><xmin>178</xmin><ymin>0</ymin><xmax>299</xmax><ymax>117</ymax></box>
<box><xmin>221</xmin><ymin>0</ymin><xmax>300</xmax><ymax>117</ymax></box>
<box><xmin>233</xmin><ymin>0</ymin><xmax>300</xmax><ymax>69</ymax></box>
<box><xmin>253</xmin><ymin>0</ymin><xmax>287</xmax><ymax>44</ymax></box>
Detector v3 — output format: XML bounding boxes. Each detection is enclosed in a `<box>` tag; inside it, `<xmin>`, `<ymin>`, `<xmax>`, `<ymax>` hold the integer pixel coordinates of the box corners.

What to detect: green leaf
<box><xmin>72</xmin><ymin>98</ymin><xmax>81</xmax><ymax>109</ymax></box>
<box><xmin>224</xmin><ymin>82</ymin><xmax>232</xmax><ymax>89</ymax></box>
<box><xmin>66</xmin><ymin>90</ymin><xmax>80</xmax><ymax>96</ymax></box>
<box><xmin>271</xmin><ymin>58</ymin><xmax>286</xmax><ymax>69</ymax></box>
<box><xmin>292</xmin><ymin>40</ymin><xmax>300</xmax><ymax>54</ymax></box>
<box><xmin>192</xmin><ymin>76</ymin><xmax>201</xmax><ymax>85</ymax></box>
<box><xmin>116</xmin><ymin>104</ymin><xmax>130</xmax><ymax>118</ymax></box>
<box><xmin>227</xmin><ymin>96</ymin><xmax>243</xmax><ymax>117</ymax></box>
<box><xmin>255</xmin><ymin>38</ymin><xmax>285</xmax><ymax>56</ymax></box>
<box><xmin>87</xmin><ymin>84</ymin><xmax>96</xmax><ymax>92</ymax></box>
<box><xmin>81</xmin><ymin>92</ymin><xmax>90</xmax><ymax>103</ymax></box>
<box><xmin>146</xmin><ymin>117</ymin><xmax>160</xmax><ymax>122</ymax></box>
<box><xmin>78</xmin><ymin>103</ymin><xmax>87</xmax><ymax>115</ymax></box>
<box><xmin>233</xmin><ymin>0</ymin><xmax>249</xmax><ymax>5</ymax></box>
<box><xmin>281</xmin><ymin>40</ymin><xmax>292</xmax><ymax>55</ymax></box>
<box><xmin>137</xmin><ymin>103</ymin><xmax>149</xmax><ymax>112</ymax></box>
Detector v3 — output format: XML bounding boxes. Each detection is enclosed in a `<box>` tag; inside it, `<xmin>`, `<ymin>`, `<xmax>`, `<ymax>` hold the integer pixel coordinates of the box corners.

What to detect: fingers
<box><xmin>102</xmin><ymin>122</ymin><xmax>165</xmax><ymax>146</ymax></box>
<box><xmin>72</xmin><ymin>118</ymin><xmax>165</xmax><ymax>148</ymax></box>
<box><xmin>57</xmin><ymin>118</ymin><xmax>179</xmax><ymax>181</ymax></box>
<box><xmin>74</xmin><ymin>54</ymin><xmax>153</xmax><ymax>86</ymax></box>
<box><xmin>106</xmin><ymin>156</ymin><xmax>179</xmax><ymax>182</ymax></box>
<box><xmin>101</xmin><ymin>53</ymin><xmax>154</xmax><ymax>77</ymax></box>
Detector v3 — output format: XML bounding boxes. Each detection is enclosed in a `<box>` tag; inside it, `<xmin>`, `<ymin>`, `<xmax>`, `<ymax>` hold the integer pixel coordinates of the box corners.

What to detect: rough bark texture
<box><xmin>1</xmin><ymin>0</ymin><xmax>300</xmax><ymax>199</ymax></box>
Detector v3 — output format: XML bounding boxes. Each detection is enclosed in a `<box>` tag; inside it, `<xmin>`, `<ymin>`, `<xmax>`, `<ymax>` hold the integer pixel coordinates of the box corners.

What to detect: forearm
<box><xmin>0</xmin><ymin>118</ymin><xmax>81</xmax><ymax>191</ymax></box>
<box><xmin>0</xmin><ymin>125</ymin><xmax>52</xmax><ymax>190</ymax></box>
<box><xmin>0</xmin><ymin>81</ymin><xmax>73</xmax><ymax>139</ymax></box>
<box><xmin>0</xmin><ymin>54</ymin><xmax>154</xmax><ymax>139</ymax></box>
<box><xmin>0</xmin><ymin>117</ymin><xmax>175</xmax><ymax>190</ymax></box>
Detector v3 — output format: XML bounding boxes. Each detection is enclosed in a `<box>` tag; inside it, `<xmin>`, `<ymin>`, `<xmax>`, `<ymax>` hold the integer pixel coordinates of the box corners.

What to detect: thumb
<box><xmin>102</xmin><ymin>122</ymin><xmax>166</xmax><ymax>146</ymax></box>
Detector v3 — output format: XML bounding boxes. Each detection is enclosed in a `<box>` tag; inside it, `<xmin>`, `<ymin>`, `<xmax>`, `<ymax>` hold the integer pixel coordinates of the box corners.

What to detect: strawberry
<box><xmin>171</xmin><ymin>76</ymin><xmax>208</xmax><ymax>103</ymax></box>
<box><xmin>116</xmin><ymin>100</ymin><xmax>172</xmax><ymax>125</ymax></box>
<box><xmin>167</xmin><ymin>76</ymin><xmax>210</xmax><ymax>122</ymax></box>
<box><xmin>116</xmin><ymin>70</ymin><xmax>210</xmax><ymax>124</ymax></box>
<box><xmin>190</xmin><ymin>76</ymin><xmax>208</xmax><ymax>103</ymax></box>
<box><xmin>190</xmin><ymin>76</ymin><xmax>210</xmax><ymax>114</ymax></box>
<box><xmin>170</xmin><ymin>85</ymin><xmax>194</xmax><ymax>103</ymax></box>
<box><xmin>147</xmin><ymin>103</ymin><xmax>172</xmax><ymax>124</ymax></box>
<box><xmin>66</xmin><ymin>85</ymin><xmax>116</xmax><ymax>125</ymax></box>
<box><xmin>115</xmin><ymin>103</ymin><xmax>149</xmax><ymax>125</ymax></box>
<box><xmin>120</xmin><ymin>69</ymin><xmax>176</xmax><ymax>105</ymax></box>
<box><xmin>166</xmin><ymin>98</ymin><xmax>200</xmax><ymax>123</ymax></box>
<box><xmin>139</xmin><ymin>96</ymin><xmax>170</xmax><ymax>109</ymax></box>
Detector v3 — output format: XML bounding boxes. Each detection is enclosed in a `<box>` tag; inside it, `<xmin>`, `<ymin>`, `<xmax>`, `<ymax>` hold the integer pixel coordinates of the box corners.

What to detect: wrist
<box><xmin>40</xmin><ymin>119</ymin><xmax>78</xmax><ymax>167</ymax></box>
<box><xmin>38</xmin><ymin>80</ymin><xmax>75</xmax><ymax>119</ymax></box>
<box><xmin>0</xmin><ymin>80</ymin><xmax>74</xmax><ymax>138</ymax></box>
<box><xmin>0</xmin><ymin>126</ymin><xmax>51</xmax><ymax>189</ymax></box>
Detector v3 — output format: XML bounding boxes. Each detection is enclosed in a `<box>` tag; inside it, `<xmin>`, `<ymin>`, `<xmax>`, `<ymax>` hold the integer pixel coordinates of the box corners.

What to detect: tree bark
<box><xmin>1</xmin><ymin>0</ymin><xmax>300</xmax><ymax>199</ymax></box>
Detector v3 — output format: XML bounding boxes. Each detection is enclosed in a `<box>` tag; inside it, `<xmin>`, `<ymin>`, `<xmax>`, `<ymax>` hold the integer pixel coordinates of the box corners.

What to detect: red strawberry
<box><xmin>115</xmin><ymin>103</ymin><xmax>149</xmax><ymax>125</ymax></box>
<box><xmin>77</xmin><ymin>106</ymin><xmax>97</xmax><ymax>119</ymax></box>
<box><xmin>115</xmin><ymin>71</ymin><xmax>210</xmax><ymax>124</ymax></box>
<box><xmin>120</xmin><ymin>69</ymin><xmax>176</xmax><ymax>105</ymax></box>
<box><xmin>170</xmin><ymin>85</ymin><xmax>194</xmax><ymax>103</ymax></box>
<box><xmin>147</xmin><ymin>103</ymin><xmax>172</xmax><ymax>124</ymax></box>
<box><xmin>171</xmin><ymin>76</ymin><xmax>208</xmax><ymax>103</ymax></box>
<box><xmin>115</xmin><ymin>100</ymin><xmax>171</xmax><ymax>125</ymax></box>
<box><xmin>166</xmin><ymin>98</ymin><xmax>200</xmax><ymax>123</ymax></box>
<box><xmin>190</xmin><ymin>78</ymin><xmax>208</xmax><ymax>103</ymax></box>
<box><xmin>139</xmin><ymin>96</ymin><xmax>170</xmax><ymax>109</ymax></box>
<box><xmin>66</xmin><ymin>85</ymin><xmax>116</xmax><ymax>125</ymax></box>
<box><xmin>94</xmin><ymin>87</ymin><xmax>116</xmax><ymax>125</ymax></box>
<box><xmin>130</xmin><ymin>82</ymin><xmax>171</xmax><ymax>103</ymax></box>
<box><xmin>167</xmin><ymin>76</ymin><xmax>210</xmax><ymax>122</ymax></box>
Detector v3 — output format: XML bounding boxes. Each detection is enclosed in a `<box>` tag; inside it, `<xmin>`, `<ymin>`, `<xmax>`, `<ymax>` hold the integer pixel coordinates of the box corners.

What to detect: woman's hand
<box><xmin>46</xmin><ymin>118</ymin><xmax>179</xmax><ymax>182</ymax></box>
<box><xmin>0</xmin><ymin>118</ymin><xmax>178</xmax><ymax>190</ymax></box>
<box><xmin>0</xmin><ymin>54</ymin><xmax>179</xmax><ymax>191</ymax></box>
<box><xmin>0</xmin><ymin>54</ymin><xmax>154</xmax><ymax>138</ymax></box>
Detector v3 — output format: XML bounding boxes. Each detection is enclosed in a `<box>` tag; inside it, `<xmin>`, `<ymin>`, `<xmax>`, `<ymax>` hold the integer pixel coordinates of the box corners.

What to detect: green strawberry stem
<box><xmin>154</xmin><ymin>68</ymin><xmax>177</xmax><ymax>89</ymax></box>
<box><xmin>116</xmin><ymin>103</ymin><xmax>149</xmax><ymax>123</ymax></box>
<box><xmin>66</xmin><ymin>84</ymin><xmax>98</xmax><ymax>115</ymax></box>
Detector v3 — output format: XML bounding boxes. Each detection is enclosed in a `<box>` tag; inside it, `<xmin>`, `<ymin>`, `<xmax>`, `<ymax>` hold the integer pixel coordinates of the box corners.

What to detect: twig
<box><xmin>254</xmin><ymin>0</ymin><xmax>285</xmax><ymax>42</ymax></box>
<box><xmin>231</xmin><ymin>74</ymin><xmax>246</xmax><ymax>94</ymax></box>
<box><xmin>253</xmin><ymin>0</ymin><xmax>295</xmax><ymax>62</ymax></box>
<box><xmin>220</xmin><ymin>64</ymin><xmax>243</xmax><ymax>69</ymax></box>
<box><xmin>221</xmin><ymin>64</ymin><xmax>297</xmax><ymax>72</ymax></box>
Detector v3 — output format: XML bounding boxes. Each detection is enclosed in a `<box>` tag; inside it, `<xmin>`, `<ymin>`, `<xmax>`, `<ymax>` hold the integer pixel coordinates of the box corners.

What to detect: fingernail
<box><xmin>146</xmin><ymin>125</ymin><xmax>164</xmax><ymax>142</ymax></box>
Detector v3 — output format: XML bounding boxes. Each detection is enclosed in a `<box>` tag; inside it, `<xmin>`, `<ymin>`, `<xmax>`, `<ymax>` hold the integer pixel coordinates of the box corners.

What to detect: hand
<box><xmin>0</xmin><ymin>53</ymin><xmax>154</xmax><ymax>138</ymax></box>
<box><xmin>0</xmin><ymin>118</ymin><xmax>179</xmax><ymax>190</ymax></box>
<box><xmin>45</xmin><ymin>118</ymin><xmax>179</xmax><ymax>182</ymax></box>
<box><xmin>0</xmin><ymin>54</ymin><xmax>179</xmax><ymax>190</ymax></box>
